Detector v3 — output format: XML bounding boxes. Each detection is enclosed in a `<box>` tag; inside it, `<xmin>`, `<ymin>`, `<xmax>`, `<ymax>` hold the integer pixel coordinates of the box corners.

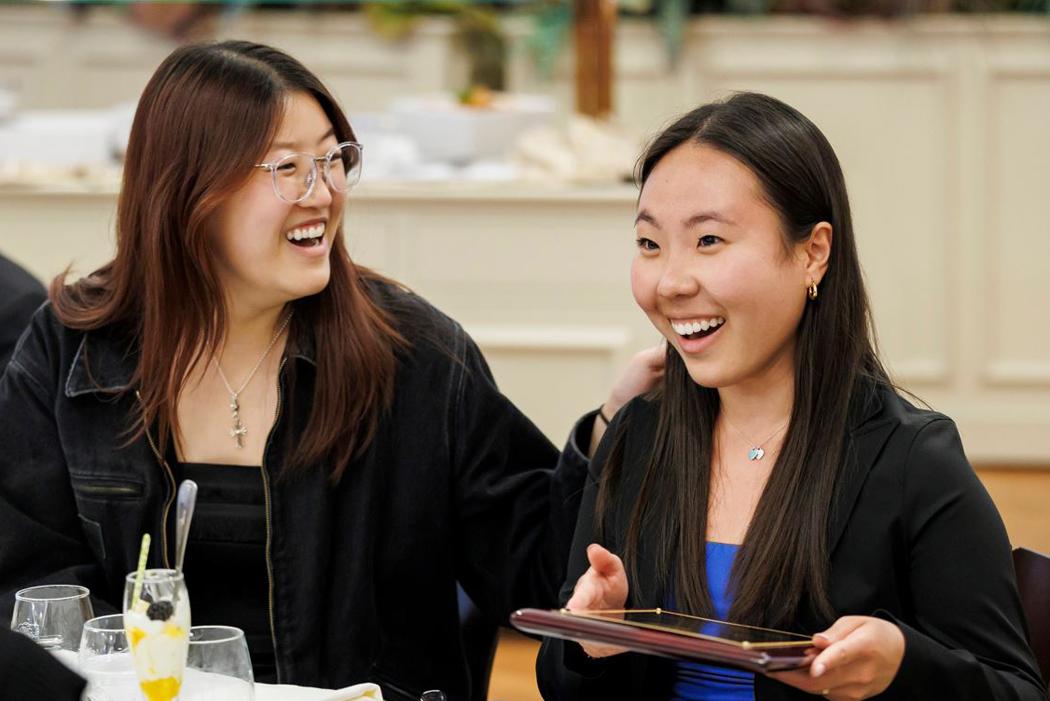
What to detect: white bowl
<box><xmin>390</xmin><ymin>93</ymin><xmax>554</xmax><ymax>165</ymax></box>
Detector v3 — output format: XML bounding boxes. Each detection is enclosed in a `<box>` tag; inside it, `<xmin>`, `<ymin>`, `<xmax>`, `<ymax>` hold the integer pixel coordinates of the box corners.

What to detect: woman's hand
<box><xmin>590</xmin><ymin>343</ymin><xmax>666</xmax><ymax>455</ymax></box>
<box><xmin>769</xmin><ymin>616</ymin><xmax>905</xmax><ymax>700</ymax></box>
<box><xmin>604</xmin><ymin>343</ymin><xmax>666</xmax><ymax>418</ymax></box>
<box><xmin>565</xmin><ymin>544</ymin><xmax>630</xmax><ymax>659</ymax></box>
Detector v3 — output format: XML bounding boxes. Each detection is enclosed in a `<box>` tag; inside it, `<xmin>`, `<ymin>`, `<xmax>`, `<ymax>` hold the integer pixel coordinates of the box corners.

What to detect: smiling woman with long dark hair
<box><xmin>537</xmin><ymin>93</ymin><xmax>1045</xmax><ymax>701</ymax></box>
<box><xmin>0</xmin><ymin>41</ymin><xmax>660</xmax><ymax>700</ymax></box>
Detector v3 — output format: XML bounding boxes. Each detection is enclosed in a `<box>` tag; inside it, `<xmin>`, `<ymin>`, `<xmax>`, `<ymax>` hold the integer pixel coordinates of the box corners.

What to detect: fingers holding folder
<box><xmin>564</xmin><ymin>544</ymin><xmax>630</xmax><ymax>659</ymax></box>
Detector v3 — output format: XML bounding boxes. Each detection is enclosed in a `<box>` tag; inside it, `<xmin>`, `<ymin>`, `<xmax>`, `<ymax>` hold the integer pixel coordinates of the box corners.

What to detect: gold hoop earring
<box><xmin>807</xmin><ymin>281</ymin><xmax>819</xmax><ymax>300</ymax></box>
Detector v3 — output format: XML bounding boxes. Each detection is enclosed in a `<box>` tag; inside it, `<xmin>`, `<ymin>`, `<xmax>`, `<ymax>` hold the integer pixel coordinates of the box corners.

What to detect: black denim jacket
<box><xmin>0</xmin><ymin>282</ymin><xmax>590</xmax><ymax>701</ymax></box>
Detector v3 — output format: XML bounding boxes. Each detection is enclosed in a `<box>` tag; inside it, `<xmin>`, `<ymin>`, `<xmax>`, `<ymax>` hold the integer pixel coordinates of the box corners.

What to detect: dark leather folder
<box><xmin>511</xmin><ymin>608</ymin><xmax>814</xmax><ymax>672</ymax></box>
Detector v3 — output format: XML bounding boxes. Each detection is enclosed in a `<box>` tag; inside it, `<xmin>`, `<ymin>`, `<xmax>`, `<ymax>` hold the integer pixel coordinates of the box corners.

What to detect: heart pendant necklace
<box><xmin>722</xmin><ymin>415</ymin><xmax>789</xmax><ymax>462</ymax></box>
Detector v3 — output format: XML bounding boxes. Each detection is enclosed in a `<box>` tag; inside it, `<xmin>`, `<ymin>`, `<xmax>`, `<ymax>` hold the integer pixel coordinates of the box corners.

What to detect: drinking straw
<box><xmin>131</xmin><ymin>533</ymin><xmax>150</xmax><ymax>605</ymax></box>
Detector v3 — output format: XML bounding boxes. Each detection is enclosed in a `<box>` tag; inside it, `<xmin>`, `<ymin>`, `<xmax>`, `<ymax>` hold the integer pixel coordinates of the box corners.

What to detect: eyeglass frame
<box><xmin>253</xmin><ymin>140</ymin><xmax>363</xmax><ymax>204</ymax></box>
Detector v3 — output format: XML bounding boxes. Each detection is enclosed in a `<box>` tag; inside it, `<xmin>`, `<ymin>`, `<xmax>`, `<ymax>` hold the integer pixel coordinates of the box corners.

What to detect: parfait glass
<box><xmin>122</xmin><ymin>569</ymin><xmax>191</xmax><ymax>701</ymax></box>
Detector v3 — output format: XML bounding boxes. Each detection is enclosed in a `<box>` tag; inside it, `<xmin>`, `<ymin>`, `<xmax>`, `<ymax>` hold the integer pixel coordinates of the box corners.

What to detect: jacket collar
<box><xmin>64</xmin><ymin>322</ymin><xmax>317</xmax><ymax>398</ymax></box>
<box><xmin>64</xmin><ymin>329</ymin><xmax>137</xmax><ymax>397</ymax></box>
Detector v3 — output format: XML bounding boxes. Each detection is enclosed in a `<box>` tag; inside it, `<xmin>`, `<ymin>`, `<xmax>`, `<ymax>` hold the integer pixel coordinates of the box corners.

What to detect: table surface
<box><xmin>52</xmin><ymin>649</ymin><xmax>384</xmax><ymax>701</ymax></box>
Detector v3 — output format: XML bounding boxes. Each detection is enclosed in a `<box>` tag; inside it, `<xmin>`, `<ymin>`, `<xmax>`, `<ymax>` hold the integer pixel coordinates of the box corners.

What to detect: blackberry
<box><xmin>146</xmin><ymin>600</ymin><xmax>174</xmax><ymax>621</ymax></box>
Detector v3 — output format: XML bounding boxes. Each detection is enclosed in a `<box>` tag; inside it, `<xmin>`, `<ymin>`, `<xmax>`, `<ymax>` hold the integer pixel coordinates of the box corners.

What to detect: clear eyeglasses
<box><xmin>254</xmin><ymin>141</ymin><xmax>363</xmax><ymax>204</ymax></box>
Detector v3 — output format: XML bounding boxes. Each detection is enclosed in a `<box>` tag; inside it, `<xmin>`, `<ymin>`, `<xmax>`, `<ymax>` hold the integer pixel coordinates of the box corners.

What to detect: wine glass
<box><xmin>123</xmin><ymin>569</ymin><xmax>190</xmax><ymax>701</ymax></box>
<box><xmin>11</xmin><ymin>584</ymin><xmax>94</xmax><ymax>660</ymax></box>
<box><xmin>78</xmin><ymin>613</ymin><xmax>138</xmax><ymax>701</ymax></box>
<box><xmin>181</xmin><ymin>625</ymin><xmax>254</xmax><ymax>701</ymax></box>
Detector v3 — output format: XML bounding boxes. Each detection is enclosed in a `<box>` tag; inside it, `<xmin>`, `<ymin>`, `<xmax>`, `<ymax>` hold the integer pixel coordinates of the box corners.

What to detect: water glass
<box><xmin>78</xmin><ymin>614</ymin><xmax>137</xmax><ymax>701</ymax></box>
<box><xmin>181</xmin><ymin>625</ymin><xmax>254</xmax><ymax>701</ymax></box>
<box><xmin>11</xmin><ymin>584</ymin><xmax>94</xmax><ymax>652</ymax></box>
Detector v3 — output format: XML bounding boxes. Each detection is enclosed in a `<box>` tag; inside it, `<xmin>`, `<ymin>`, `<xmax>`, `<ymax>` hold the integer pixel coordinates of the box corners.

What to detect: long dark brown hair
<box><xmin>598</xmin><ymin>93</ymin><xmax>890</xmax><ymax>628</ymax></box>
<box><xmin>50</xmin><ymin>41</ymin><xmax>404</xmax><ymax>481</ymax></box>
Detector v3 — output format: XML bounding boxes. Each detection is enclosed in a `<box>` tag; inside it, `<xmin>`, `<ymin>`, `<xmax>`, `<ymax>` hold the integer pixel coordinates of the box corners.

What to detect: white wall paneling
<box><xmin>1</xmin><ymin>11</ymin><xmax>1048</xmax><ymax>462</ymax></box>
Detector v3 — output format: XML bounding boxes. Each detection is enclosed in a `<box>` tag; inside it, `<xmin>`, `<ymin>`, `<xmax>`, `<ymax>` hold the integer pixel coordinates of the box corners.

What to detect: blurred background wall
<box><xmin>0</xmin><ymin>3</ymin><xmax>1047</xmax><ymax>697</ymax></box>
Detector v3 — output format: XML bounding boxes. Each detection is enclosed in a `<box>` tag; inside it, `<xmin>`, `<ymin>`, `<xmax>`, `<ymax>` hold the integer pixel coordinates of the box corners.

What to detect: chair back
<box><xmin>1014</xmin><ymin>547</ymin><xmax>1050</xmax><ymax>689</ymax></box>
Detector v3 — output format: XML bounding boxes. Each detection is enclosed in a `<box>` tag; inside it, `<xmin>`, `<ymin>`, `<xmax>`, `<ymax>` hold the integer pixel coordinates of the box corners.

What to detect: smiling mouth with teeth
<box><xmin>285</xmin><ymin>223</ymin><xmax>326</xmax><ymax>248</ymax></box>
<box><xmin>671</xmin><ymin>317</ymin><xmax>725</xmax><ymax>340</ymax></box>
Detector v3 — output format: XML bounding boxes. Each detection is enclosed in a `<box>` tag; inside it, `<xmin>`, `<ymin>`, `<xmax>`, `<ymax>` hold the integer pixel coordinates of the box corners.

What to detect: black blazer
<box><xmin>537</xmin><ymin>383</ymin><xmax>1046</xmax><ymax>700</ymax></box>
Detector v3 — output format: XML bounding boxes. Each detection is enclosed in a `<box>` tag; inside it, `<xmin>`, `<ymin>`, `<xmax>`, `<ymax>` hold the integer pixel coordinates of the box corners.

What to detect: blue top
<box><xmin>668</xmin><ymin>542</ymin><xmax>755</xmax><ymax>701</ymax></box>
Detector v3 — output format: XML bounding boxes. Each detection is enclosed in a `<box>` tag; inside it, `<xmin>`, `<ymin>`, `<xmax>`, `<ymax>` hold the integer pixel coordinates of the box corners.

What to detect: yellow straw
<box><xmin>131</xmin><ymin>533</ymin><xmax>150</xmax><ymax>605</ymax></box>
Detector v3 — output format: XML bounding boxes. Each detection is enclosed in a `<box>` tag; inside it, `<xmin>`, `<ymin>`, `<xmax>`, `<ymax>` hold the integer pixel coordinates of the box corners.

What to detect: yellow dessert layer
<box><xmin>163</xmin><ymin>622</ymin><xmax>185</xmax><ymax>638</ymax></box>
<box><xmin>139</xmin><ymin>676</ymin><xmax>181</xmax><ymax>701</ymax></box>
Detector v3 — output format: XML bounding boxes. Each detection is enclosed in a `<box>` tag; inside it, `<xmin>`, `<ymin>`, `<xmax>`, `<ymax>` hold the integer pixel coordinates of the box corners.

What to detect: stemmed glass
<box><xmin>123</xmin><ymin>569</ymin><xmax>191</xmax><ymax>701</ymax></box>
<box><xmin>79</xmin><ymin>613</ymin><xmax>137</xmax><ymax>701</ymax></box>
<box><xmin>11</xmin><ymin>584</ymin><xmax>94</xmax><ymax>661</ymax></box>
<box><xmin>181</xmin><ymin>625</ymin><xmax>254</xmax><ymax>701</ymax></box>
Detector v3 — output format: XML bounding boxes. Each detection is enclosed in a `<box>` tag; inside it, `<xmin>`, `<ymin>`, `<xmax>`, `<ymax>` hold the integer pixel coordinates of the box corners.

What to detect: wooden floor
<box><xmin>975</xmin><ymin>467</ymin><xmax>1050</xmax><ymax>555</ymax></box>
<box><xmin>485</xmin><ymin>466</ymin><xmax>1050</xmax><ymax>701</ymax></box>
<box><xmin>488</xmin><ymin>630</ymin><xmax>543</xmax><ymax>701</ymax></box>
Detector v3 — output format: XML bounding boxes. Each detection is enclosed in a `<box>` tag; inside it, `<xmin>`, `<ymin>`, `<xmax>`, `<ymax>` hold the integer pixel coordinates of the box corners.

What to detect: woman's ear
<box><xmin>803</xmin><ymin>221</ymin><xmax>833</xmax><ymax>284</ymax></box>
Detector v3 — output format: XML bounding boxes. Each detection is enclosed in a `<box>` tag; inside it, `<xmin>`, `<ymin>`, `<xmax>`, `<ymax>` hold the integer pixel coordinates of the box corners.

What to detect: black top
<box><xmin>176</xmin><ymin>462</ymin><xmax>276</xmax><ymax>683</ymax></box>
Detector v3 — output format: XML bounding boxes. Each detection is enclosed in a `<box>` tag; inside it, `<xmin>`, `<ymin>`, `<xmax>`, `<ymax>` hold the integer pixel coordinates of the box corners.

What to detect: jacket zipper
<box><xmin>135</xmin><ymin>389</ymin><xmax>177</xmax><ymax>569</ymax></box>
<box><xmin>261</xmin><ymin>357</ymin><xmax>286</xmax><ymax>683</ymax></box>
<box><xmin>137</xmin><ymin>358</ymin><xmax>285</xmax><ymax>679</ymax></box>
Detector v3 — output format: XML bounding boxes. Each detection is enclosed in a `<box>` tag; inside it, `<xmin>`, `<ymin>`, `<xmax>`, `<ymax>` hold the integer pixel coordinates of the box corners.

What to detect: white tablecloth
<box><xmin>52</xmin><ymin>650</ymin><xmax>383</xmax><ymax>701</ymax></box>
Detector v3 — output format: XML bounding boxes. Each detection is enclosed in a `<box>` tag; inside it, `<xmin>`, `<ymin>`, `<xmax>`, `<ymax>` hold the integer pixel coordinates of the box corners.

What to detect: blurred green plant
<box><xmin>364</xmin><ymin>1</ymin><xmax>508</xmax><ymax>89</ymax></box>
<box><xmin>525</xmin><ymin>0</ymin><xmax>690</xmax><ymax>78</ymax></box>
<box><xmin>525</xmin><ymin>0</ymin><xmax>1047</xmax><ymax>80</ymax></box>
<box><xmin>299</xmin><ymin>0</ymin><xmax>1050</xmax><ymax>89</ymax></box>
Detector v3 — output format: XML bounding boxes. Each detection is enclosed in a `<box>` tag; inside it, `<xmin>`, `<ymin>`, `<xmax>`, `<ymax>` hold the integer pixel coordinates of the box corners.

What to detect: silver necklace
<box><xmin>214</xmin><ymin>311</ymin><xmax>292</xmax><ymax>448</ymax></box>
<box><xmin>721</xmin><ymin>414</ymin><xmax>789</xmax><ymax>461</ymax></box>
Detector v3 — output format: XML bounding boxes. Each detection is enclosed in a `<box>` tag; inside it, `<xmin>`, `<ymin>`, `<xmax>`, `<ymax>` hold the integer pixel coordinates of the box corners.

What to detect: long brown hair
<box><xmin>50</xmin><ymin>41</ymin><xmax>404</xmax><ymax>481</ymax></box>
<box><xmin>598</xmin><ymin>93</ymin><xmax>890</xmax><ymax>628</ymax></box>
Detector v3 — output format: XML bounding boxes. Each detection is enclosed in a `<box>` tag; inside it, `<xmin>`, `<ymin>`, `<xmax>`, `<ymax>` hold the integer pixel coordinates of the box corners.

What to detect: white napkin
<box><xmin>254</xmin><ymin>681</ymin><xmax>383</xmax><ymax>701</ymax></box>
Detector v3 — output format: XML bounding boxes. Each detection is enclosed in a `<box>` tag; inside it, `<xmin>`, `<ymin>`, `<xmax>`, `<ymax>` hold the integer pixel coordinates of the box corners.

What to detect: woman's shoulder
<box><xmin>615</xmin><ymin>394</ymin><xmax>660</xmax><ymax>428</ymax></box>
<box><xmin>865</xmin><ymin>382</ymin><xmax>954</xmax><ymax>438</ymax></box>
<box><xmin>862</xmin><ymin>382</ymin><xmax>976</xmax><ymax>487</ymax></box>
<box><xmin>7</xmin><ymin>301</ymin><xmax>138</xmax><ymax>395</ymax></box>
<box><xmin>360</xmin><ymin>274</ymin><xmax>465</xmax><ymax>358</ymax></box>
<box><xmin>6</xmin><ymin>301</ymin><xmax>84</xmax><ymax>389</ymax></box>
<box><xmin>604</xmin><ymin>394</ymin><xmax>662</xmax><ymax>466</ymax></box>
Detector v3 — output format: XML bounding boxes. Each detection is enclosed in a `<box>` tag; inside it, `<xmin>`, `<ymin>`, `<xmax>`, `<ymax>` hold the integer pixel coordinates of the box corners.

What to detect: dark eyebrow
<box><xmin>635</xmin><ymin>210</ymin><xmax>658</xmax><ymax>227</ymax></box>
<box><xmin>684</xmin><ymin>211</ymin><xmax>734</xmax><ymax>228</ymax></box>
<box><xmin>272</xmin><ymin>128</ymin><xmax>337</xmax><ymax>151</ymax></box>
<box><xmin>634</xmin><ymin>209</ymin><xmax>734</xmax><ymax>228</ymax></box>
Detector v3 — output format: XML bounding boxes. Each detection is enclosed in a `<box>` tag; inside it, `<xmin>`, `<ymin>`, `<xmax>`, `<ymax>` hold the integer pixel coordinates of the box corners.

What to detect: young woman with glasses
<box><xmin>0</xmin><ymin>41</ymin><xmax>662</xmax><ymax>699</ymax></box>
<box><xmin>536</xmin><ymin>93</ymin><xmax>1045</xmax><ymax>701</ymax></box>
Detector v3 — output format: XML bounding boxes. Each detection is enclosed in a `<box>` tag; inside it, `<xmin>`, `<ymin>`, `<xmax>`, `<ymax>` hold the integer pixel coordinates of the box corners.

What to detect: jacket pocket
<box><xmin>78</xmin><ymin>513</ymin><xmax>106</xmax><ymax>562</ymax></box>
<box><xmin>71</xmin><ymin>477</ymin><xmax>144</xmax><ymax>500</ymax></box>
